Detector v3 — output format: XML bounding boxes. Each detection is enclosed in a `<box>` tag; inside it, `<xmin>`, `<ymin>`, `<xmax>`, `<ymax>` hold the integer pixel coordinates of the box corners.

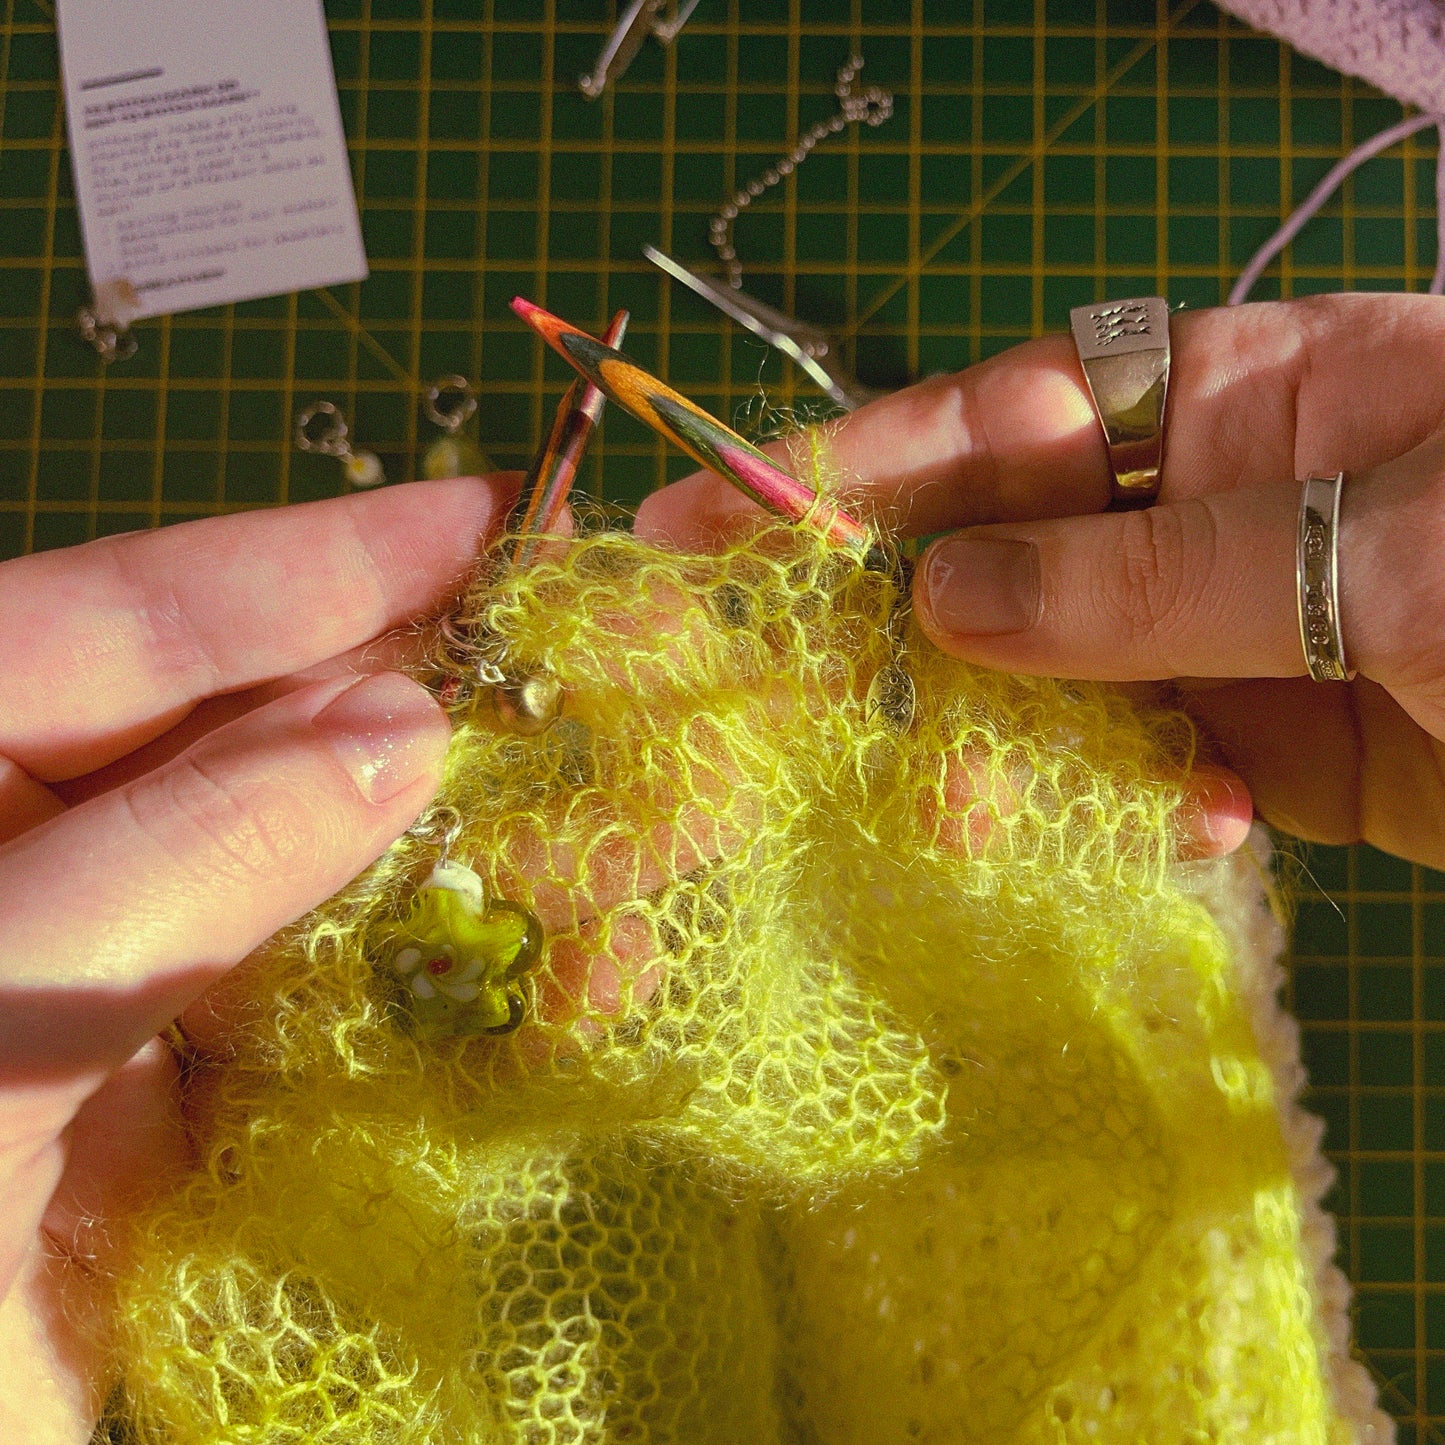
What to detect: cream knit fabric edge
<box><xmin>1188</xmin><ymin>829</ymin><xmax>1396</xmax><ymax>1444</ymax></box>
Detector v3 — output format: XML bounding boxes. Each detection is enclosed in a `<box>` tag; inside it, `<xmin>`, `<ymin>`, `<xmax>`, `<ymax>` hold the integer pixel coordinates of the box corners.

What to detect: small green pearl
<box><xmin>422</xmin><ymin>434</ymin><xmax>493</xmax><ymax>480</ymax></box>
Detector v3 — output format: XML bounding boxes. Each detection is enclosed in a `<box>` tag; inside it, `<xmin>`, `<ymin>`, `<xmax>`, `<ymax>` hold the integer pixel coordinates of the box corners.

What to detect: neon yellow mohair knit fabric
<box><xmin>100</xmin><ymin>504</ymin><xmax>1389</xmax><ymax>1443</ymax></box>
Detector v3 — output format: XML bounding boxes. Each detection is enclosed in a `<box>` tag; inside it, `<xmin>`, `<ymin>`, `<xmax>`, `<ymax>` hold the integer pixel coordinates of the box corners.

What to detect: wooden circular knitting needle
<box><xmin>505</xmin><ymin>308</ymin><xmax>630</xmax><ymax>570</ymax></box>
<box><xmin>510</xmin><ymin>296</ymin><xmax>886</xmax><ymax>571</ymax></box>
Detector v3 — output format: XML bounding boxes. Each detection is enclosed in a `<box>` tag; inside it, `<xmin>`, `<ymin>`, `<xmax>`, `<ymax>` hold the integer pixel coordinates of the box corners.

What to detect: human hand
<box><xmin>638</xmin><ymin>293</ymin><xmax>1445</xmax><ymax>868</ymax></box>
<box><xmin>0</xmin><ymin>478</ymin><xmax>518</xmax><ymax>1442</ymax></box>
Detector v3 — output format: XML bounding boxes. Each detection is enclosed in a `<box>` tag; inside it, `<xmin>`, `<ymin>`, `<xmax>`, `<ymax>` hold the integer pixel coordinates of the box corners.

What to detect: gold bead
<box><xmin>492</xmin><ymin>672</ymin><xmax>564</xmax><ymax>735</ymax></box>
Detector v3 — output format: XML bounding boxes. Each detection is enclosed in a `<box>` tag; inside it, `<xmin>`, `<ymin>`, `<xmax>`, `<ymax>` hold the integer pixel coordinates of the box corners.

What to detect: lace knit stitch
<box><xmin>97</xmin><ymin>502</ymin><xmax>1388</xmax><ymax>1442</ymax></box>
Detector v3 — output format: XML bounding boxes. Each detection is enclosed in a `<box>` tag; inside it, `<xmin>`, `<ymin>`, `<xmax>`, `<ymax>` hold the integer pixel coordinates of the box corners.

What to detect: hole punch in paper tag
<box><xmin>55</xmin><ymin>0</ymin><xmax>368</xmax><ymax>345</ymax></box>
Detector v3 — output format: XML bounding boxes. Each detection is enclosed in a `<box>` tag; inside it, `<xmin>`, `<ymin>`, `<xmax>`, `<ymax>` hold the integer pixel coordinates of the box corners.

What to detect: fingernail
<box><xmin>924</xmin><ymin>537</ymin><xmax>1040</xmax><ymax>636</ymax></box>
<box><xmin>1179</xmin><ymin>764</ymin><xmax>1255</xmax><ymax>860</ymax></box>
<box><xmin>312</xmin><ymin>673</ymin><xmax>450</xmax><ymax>804</ymax></box>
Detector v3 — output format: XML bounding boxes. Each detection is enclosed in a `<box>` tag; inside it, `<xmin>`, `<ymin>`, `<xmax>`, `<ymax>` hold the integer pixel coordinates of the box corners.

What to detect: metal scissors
<box><xmin>644</xmin><ymin>244</ymin><xmax>879</xmax><ymax>412</ymax></box>
<box><xmin>579</xmin><ymin>0</ymin><xmax>702</xmax><ymax>99</ymax></box>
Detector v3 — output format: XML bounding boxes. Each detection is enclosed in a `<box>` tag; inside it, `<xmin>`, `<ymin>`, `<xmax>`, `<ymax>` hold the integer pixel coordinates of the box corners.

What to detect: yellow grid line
<box><xmin>1417</xmin><ymin>858</ymin><xmax>1431</xmax><ymax>1440</ymax></box>
<box><xmin>652</xmin><ymin>0</ymin><xmax>675</xmax><ymax>493</ymax></box>
<box><xmin>472</xmin><ymin>11</ymin><xmax>495</xmax><ymax>450</ymax></box>
<box><xmin>1342</xmin><ymin>76</ymin><xmax>1355</xmax><ymax>294</ymax></box>
<box><xmin>843</xmin><ymin>0</ymin><xmax>861</xmax><ymax>418</ymax></box>
<box><xmin>20</xmin><ymin>24</ymin><xmax>61</xmax><ymax>554</ymax></box>
<box><xmin>214</xmin><ymin>229</ymin><xmax>235</xmax><ymax>514</ymax></box>
<box><xmin>1030</xmin><ymin>0</ymin><xmax>1045</xmax><ymax>338</ymax></box>
<box><xmin>588</xmin><ymin>10</ymin><xmax>615</xmax><ymax>505</ymax></box>
<box><xmin>1216</xmin><ymin>5</ymin><xmax>1231</xmax><ymax>305</ymax></box>
<box><xmin>313</xmin><ymin>285</ymin><xmax>415</xmax><ymax>388</ymax></box>
<box><xmin>405</xmin><ymin>0</ymin><xmax>436</xmax><ymax>473</ymax></box>
<box><xmin>708</xmin><ymin>0</ymin><xmax>737</xmax><ymax>454</ymax></box>
<box><xmin>532</xmin><ymin>0</ymin><xmax>553</xmax><ymax>478</ymax></box>
<box><xmin>1154</xmin><ymin>0</ymin><xmax>1169</xmax><ymax>296</ymax></box>
<box><xmin>779</xmin><ymin>0</ymin><xmax>797</xmax><ymax>419</ymax></box>
<box><xmin>906</xmin><ymin>0</ymin><xmax>921</xmax><ymax>384</ymax></box>
<box><xmin>1404</xmin><ymin>121</ymin><xmax>1422</xmax><ymax>291</ymax></box>
<box><xmin>843</xmin><ymin>0</ymin><xmax>1203</xmax><ymax>339</ymax></box>
<box><xmin>1093</xmin><ymin>1</ymin><xmax>1105</xmax><ymax>305</ymax></box>
<box><xmin>969</xmin><ymin>15</ymin><xmax>983</xmax><ymax>366</ymax></box>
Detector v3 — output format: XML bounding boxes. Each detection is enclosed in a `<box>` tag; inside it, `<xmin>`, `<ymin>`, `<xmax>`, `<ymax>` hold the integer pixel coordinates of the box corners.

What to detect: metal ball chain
<box><xmin>709</xmin><ymin>55</ymin><xmax>893</xmax><ymax>291</ymax></box>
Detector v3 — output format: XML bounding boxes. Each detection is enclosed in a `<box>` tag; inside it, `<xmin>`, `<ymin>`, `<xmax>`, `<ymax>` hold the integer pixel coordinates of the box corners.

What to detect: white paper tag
<box><xmin>55</xmin><ymin>0</ymin><xmax>368</xmax><ymax>323</ymax></box>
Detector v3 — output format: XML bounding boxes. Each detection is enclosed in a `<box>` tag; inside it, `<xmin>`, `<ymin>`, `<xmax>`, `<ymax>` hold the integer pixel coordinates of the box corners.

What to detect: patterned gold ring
<box><xmin>1297</xmin><ymin>471</ymin><xmax>1356</xmax><ymax>683</ymax></box>
<box><xmin>1069</xmin><ymin>297</ymin><xmax>1171</xmax><ymax>508</ymax></box>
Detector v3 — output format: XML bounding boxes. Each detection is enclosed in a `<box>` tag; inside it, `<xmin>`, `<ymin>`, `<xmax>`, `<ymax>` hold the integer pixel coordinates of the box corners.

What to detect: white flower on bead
<box><xmin>393</xmin><ymin>945</ymin><xmax>487</xmax><ymax>1003</ymax></box>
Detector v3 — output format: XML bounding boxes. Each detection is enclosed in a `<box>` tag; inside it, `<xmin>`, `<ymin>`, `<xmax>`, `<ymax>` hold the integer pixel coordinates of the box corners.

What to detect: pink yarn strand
<box><xmin>1228</xmin><ymin>111</ymin><xmax>1444</xmax><ymax>306</ymax></box>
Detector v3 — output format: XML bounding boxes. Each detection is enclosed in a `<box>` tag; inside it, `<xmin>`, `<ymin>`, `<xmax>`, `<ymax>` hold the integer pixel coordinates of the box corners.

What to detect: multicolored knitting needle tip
<box><xmin>505</xmin><ymin>307</ymin><xmax>629</xmax><ymax>569</ymax></box>
<box><xmin>510</xmin><ymin>296</ymin><xmax>881</xmax><ymax>567</ymax></box>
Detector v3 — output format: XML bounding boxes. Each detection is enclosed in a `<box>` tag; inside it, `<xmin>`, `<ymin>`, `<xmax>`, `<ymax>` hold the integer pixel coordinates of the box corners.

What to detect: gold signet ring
<box><xmin>1069</xmin><ymin>297</ymin><xmax>1171</xmax><ymax>508</ymax></box>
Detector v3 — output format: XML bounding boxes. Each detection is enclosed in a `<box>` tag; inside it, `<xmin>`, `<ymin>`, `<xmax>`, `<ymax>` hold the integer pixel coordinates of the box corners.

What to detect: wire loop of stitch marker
<box><xmin>421</xmin><ymin>375</ymin><xmax>493</xmax><ymax>480</ymax></box>
<box><xmin>427</xmin><ymin>589</ymin><xmax>566</xmax><ymax>736</ymax></box>
<box><xmin>295</xmin><ymin>401</ymin><xmax>386</xmax><ymax>489</ymax></box>
<box><xmin>408</xmin><ymin>803</ymin><xmax>466</xmax><ymax>865</ymax></box>
<box><xmin>425</xmin><ymin>374</ymin><xmax>479</xmax><ymax>435</ymax></box>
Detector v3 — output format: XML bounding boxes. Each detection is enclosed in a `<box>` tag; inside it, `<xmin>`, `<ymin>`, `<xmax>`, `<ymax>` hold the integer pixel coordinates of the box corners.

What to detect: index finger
<box><xmin>635</xmin><ymin>333</ymin><xmax>1110</xmax><ymax>547</ymax></box>
<box><xmin>633</xmin><ymin>294</ymin><xmax>1445</xmax><ymax>550</ymax></box>
<box><xmin>0</xmin><ymin>474</ymin><xmax>516</xmax><ymax>780</ymax></box>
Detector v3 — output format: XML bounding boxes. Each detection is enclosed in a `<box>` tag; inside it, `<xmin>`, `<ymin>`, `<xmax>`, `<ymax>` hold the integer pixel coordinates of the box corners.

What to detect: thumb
<box><xmin>0</xmin><ymin>671</ymin><xmax>448</xmax><ymax>1303</ymax></box>
<box><xmin>914</xmin><ymin>441</ymin><xmax>1445</xmax><ymax>687</ymax></box>
<box><xmin>0</xmin><ymin>671</ymin><xmax>449</xmax><ymax>1084</ymax></box>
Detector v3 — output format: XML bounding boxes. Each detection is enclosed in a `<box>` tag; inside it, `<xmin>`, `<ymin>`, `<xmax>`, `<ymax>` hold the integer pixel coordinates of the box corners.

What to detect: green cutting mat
<box><xmin>2</xmin><ymin>0</ymin><xmax>1443</xmax><ymax>1434</ymax></box>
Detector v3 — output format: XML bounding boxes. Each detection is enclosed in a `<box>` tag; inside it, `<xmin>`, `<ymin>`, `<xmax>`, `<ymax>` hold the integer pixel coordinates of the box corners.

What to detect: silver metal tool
<box><xmin>644</xmin><ymin>243</ymin><xmax>878</xmax><ymax>412</ymax></box>
<box><xmin>579</xmin><ymin>0</ymin><xmax>700</xmax><ymax>99</ymax></box>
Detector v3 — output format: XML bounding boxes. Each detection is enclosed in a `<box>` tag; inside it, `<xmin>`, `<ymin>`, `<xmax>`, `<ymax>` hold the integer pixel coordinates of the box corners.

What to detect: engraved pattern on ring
<box><xmin>1296</xmin><ymin>473</ymin><xmax>1352</xmax><ymax>683</ymax></box>
<box><xmin>1089</xmin><ymin>301</ymin><xmax>1153</xmax><ymax>347</ymax></box>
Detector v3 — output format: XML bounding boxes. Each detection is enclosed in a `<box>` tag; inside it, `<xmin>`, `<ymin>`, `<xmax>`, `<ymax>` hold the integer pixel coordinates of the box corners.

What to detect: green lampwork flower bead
<box><xmin>386</xmin><ymin>861</ymin><xmax>544</xmax><ymax>1037</ymax></box>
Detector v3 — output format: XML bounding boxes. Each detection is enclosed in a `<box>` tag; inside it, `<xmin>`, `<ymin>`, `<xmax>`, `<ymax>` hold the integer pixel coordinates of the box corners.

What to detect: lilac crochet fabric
<box><xmin>1215</xmin><ymin>0</ymin><xmax>1445</xmax><ymax>113</ymax></box>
